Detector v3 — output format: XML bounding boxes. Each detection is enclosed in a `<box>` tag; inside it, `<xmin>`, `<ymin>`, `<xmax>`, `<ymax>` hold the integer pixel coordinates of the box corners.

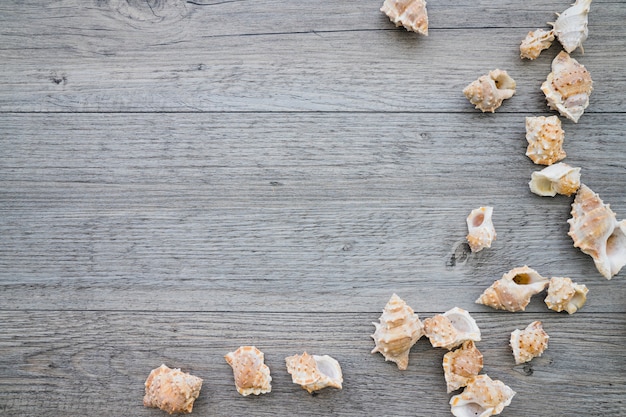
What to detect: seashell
<box><xmin>510</xmin><ymin>320</ymin><xmax>549</xmax><ymax>364</ymax></box>
<box><xmin>450</xmin><ymin>374</ymin><xmax>516</xmax><ymax>417</ymax></box>
<box><xmin>520</xmin><ymin>29</ymin><xmax>555</xmax><ymax>60</ymax></box>
<box><xmin>371</xmin><ymin>293</ymin><xmax>424</xmax><ymax>370</ymax></box>
<box><xmin>525</xmin><ymin>115</ymin><xmax>566</xmax><ymax>166</ymax></box>
<box><xmin>466</xmin><ymin>206</ymin><xmax>497</xmax><ymax>252</ymax></box>
<box><xmin>463</xmin><ymin>69</ymin><xmax>516</xmax><ymax>113</ymax></box>
<box><xmin>442</xmin><ymin>340</ymin><xmax>484</xmax><ymax>393</ymax></box>
<box><xmin>529</xmin><ymin>162</ymin><xmax>581</xmax><ymax>197</ymax></box>
<box><xmin>143</xmin><ymin>364</ymin><xmax>203</xmax><ymax>415</ymax></box>
<box><xmin>549</xmin><ymin>0</ymin><xmax>592</xmax><ymax>54</ymax></box>
<box><xmin>380</xmin><ymin>0</ymin><xmax>428</xmax><ymax>35</ymax></box>
<box><xmin>544</xmin><ymin>276</ymin><xmax>588</xmax><ymax>314</ymax></box>
<box><xmin>423</xmin><ymin>307</ymin><xmax>481</xmax><ymax>350</ymax></box>
<box><xmin>476</xmin><ymin>266</ymin><xmax>549</xmax><ymax>312</ymax></box>
<box><xmin>567</xmin><ymin>184</ymin><xmax>626</xmax><ymax>279</ymax></box>
<box><xmin>285</xmin><ymin>352</ymin><xmax>343</xmax><ymax>394</ymax></box>
<box><xmin>224</xmin><ymin>346</ymin><xmax>272</xmax><ymax>396</ymax></box>
<box><xmin>541</xmin><ymin>51</ymin><xmax>593</xmax><ymax>123</ymax></box>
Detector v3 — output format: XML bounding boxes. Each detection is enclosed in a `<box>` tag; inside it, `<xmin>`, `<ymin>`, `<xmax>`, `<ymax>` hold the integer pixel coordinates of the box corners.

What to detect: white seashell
<box><xmin>380</xmin><ymin>0</ymin><xmax>428</xmax><ymax>35</ymax></box>
<box><xmin>442</xmin><ymin>340</ymin><xmax>484</xmax><ymax>393</ymax></box>
<box><xmin>450</xmin><ymin>374</ymin><xmax>516</xmax><ymax>417</ymax></box>
<box><xmin>423</xmin><ymin>307</ymin><xmax>481</xmax><ymax>350</ymax></box>
<box><xmin>510</xmin><ymin>320</ymin><xmax>549</xmax><ymax>365</ymax></box>
<box><xmin>529</xmin><ymin>162</ymin><xmax>581</xmax><ymax>197</ymax></box>
<box><xmin>520</xmin><ymin>29</ymin><xmax>555</xmax><ymax>60</ymax></box>
<box><xmin>285</xmin><ymin>352</ymin><xmax>343</xmax><ymax>394</ymax></box>
<box><xmin>544</xmin><ymin>276</ymin><xmax>588</xmax><ymax>314</ymax></box>
<box><xmin>549</xmin><ymin>0</ymin><xmax>592</xmax><ymax>53</ymax></box>
<box><xmin>466</xmin><ymin>206</ymin><xmax>496</xmax><ymax>252</ymax></box>
<box><xmin>525</xmin><ymin>116</ymin><xmax>566</xmax><ymax>166</ymax></box>
<box><xmin>463</xmin><ymin>69</ymin><xmax>516</xmax><ymax>113</ymax></box>
<box><xmin>224</xmin><ymin>346</ymin><xmax>272</xmax><ymax>396</ymax></box>
<box><xmin>476</xmin><ymin>266</ymin><xmax>549</xmax><ymax>312</ymax></box>
<box><xmin>143</xmin><ymin>364</ymin><xmax>203</xmax><ymax>415</ymax></box>
<box><xmin>567</xmin><ymin>184</ymin><xmax>626</xmax><ymax>279</ymax></box>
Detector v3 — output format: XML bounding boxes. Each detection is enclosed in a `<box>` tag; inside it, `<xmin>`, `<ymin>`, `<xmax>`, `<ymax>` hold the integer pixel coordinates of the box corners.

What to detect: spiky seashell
<box><xmin>545</xmin><ymin>277</ymin><xmax>588</xmax><ymax>314</ymax></box>
<box><xmin>143</xmin><ymin>364</ymin><xmax>203</xmax><ymax>415</ymax></box>
<box><xmin>525</xmin><ymin>116</ymin><xmax>566</xmax><ymax>166</ymax></box>
<box><xmin>424</xmin><ymin>307</ymin><xmax>481</xmax><ymax>350</ymax></box>
<box><xmin>476</xmin><ymin>266</ymin><xmax>549</xmax><ymax>312</ymax></box>
<box><xmin>549</xmin><ymin>0</ymin><xmax>592</xmax><ymax>53</ymax></box>
<box><xmin>520</xmin><ymin>29</ymin><xmax>555</xmax><ymax>60</ymax></box>
<box><xmin>567</xmin><ymin>184</ymin><xmax>626</xmax><ymax>279</ymax></box>
<box><xmin>224</xmin><ymin>346</ymin><xmax>272</xmax><ymax>396</ymax></box>
<box><xmin>541</xmin><ymin>51</ymin><xmax>593</xmax><ymax>123</ymax></box>
<box><xmin>450</xmin><ymin>374</ymin><xmax>515</xmax><ymax>417</ymax></box>
<box><xmin>380</xmin><ymin>0</ymin><xmax>428</xmax><ymax>35</ymax></box>
<box><xmin>442</xmin><ymin>341</ymin><xmax>484</xmax><ymax>393</ymax></box>
<box><xmin>285</xmin><ymin>352</ymin><xmax>343</xmax><ymax>394</ymax></box>
<box><xmin>510</xmin><ymin>321</ymin><xmax>549</xmax><ymax>364</ymax></box>
<box><xmin>371</xmin><ymin>293</ymin><xmax>424</xmax><ymax>370</ymax></box>
<box><xmin>529</xmin><ymin>162</ymin><xmax>581</xmax><ymax>197</ymax></box>
<box><xmin>466</xmin><ymin>206</ymin><xmax>496</xmax><ymax>252</ymax></box>
<box><xmin>463</xmin><ymin>69</ymin><xmax>516</xmax><ymax>113</ymax></box>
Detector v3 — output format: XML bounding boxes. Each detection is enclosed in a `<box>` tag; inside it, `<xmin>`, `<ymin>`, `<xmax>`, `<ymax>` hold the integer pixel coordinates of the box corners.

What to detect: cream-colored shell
<box><xmin>463</xmin><ymin>69</ymin><xmax>516</xmax><ymax>113</ymax></box>
<box><xmin>520</xmin><ymin>29</ymin><xmax>555</xmax><ymax>60</ymax></box>
<box><xmin>567</xmin><ymin>184</ymin><xmax>626</xmax><ymax>279</ymax></box>
<box><xmin>224</xmin><ymin>346</ymin><xmax>272</xmax><ymax>396</ymax></box>
<box><xmin>544</xmin><ymin>276</ymin><xmax>588</xmax><ymax>314</ymax></box>
<box><xmin>466</xmin><ymin>206</ymin><xmax>496</xmax><ymax>252</ymax></box>
<box><xmin>380</xmin><ymin>0</ymin><xmax>428</xmax><ymax>35</ymax></box>
<box><xmin>449</xmin><ymin>374</ymin><xmax>516</xmax><ymax>417</ymax></box>
<box><xmin>442</xmin><ymin>340</ymin><xmax>484</xmax><ymax>393</ymax></box>
<box><xmin>510</xmin><ymin>321</ymin><xmax>549</xmax><ymax>365</ymax></box>
<box><xmin>424</xmin><ymin>307</ymin><xmax>481</xmax><ymax>350</ymax></box>
<box><xmin>549</xmin><ymin>0</ymin><xmax>592</xmax><ymax>53</ymax></box>
<box><xmin>143</xmin><ymin>364</ymin><xmax>203</xmax><ymax>415</ymax></box>
<box><xmin>525</xmin><ymin>115</ymin><xmax>566</xmax><ymax>166</ymax></box>
<box><xmin>529</xmin><ymin>162</ymin><xmax>581</xmax><ymax>197</ymax></box>
<box><xmin>285</xmin><ymin>352</ymin><xmax>343</xmax><ymax>394</ymax></box>
<box><xmin>476</xmin><ymin>266</ymin><xmax>549</xmax><ymax>312</ymax></box>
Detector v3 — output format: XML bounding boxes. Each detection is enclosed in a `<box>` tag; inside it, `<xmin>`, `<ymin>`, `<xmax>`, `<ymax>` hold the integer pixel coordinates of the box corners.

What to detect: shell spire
<box><xmin>476</xmin><ymin>266</ymin><xmax>549</xmax><ymax>312</ymax></box>
<box><xmin>380</xmin><ymin>0</ymin><xmax>428</xmax><ymax>35</ymax></box>
<box><xmin>466</xmin><ymin>206</ymin><xmax>497</xmax><ymax>252</ymax></box>
<box><xmin>423</xmin><ymin>307</ymin><xmax>481</xmax><ymax>350</ymax></box>
<box><xmin>143</xmin><ymin>364</ymin><xmax>203</xmax><ymax>415</ymax></box>
<box><xmin>549</xmin><ymin>0</ymin><xmax>592</xmax><ymax>54</ymax></box>
<box><xmin>544</xmin><ymin>276</ymin><xmax>588</xmax><ymax>314</ymax></box>
<box><xmin>525</xmin><ymin>116</ymin><xmax>566</xmax><ymax>166</ymax></box>
<box><xmin>449</xmin><ymin>374</ymin><xmax>515</xmax><ymax>417</ymax></box>
<box><xmin>510</xmin><ymin>321</ymin><xmax>549</xmax><ymax>365</ymax></box>
<box><xmin>442</xmin><ymin>340</ymin><xmax>484</xmax><ymax>393</ymax></box>
<box><xmin>285</xmin><ymin>352</ymin><xmax>343</xmax><ymax>394</ymax></box>
<box><xmin>224</xmin><ymin>346</ymin><xmax>272</xmax><ymax>396</ymax></box>
<box><xmin>463</xmin><ymin>69</ymin><xmax>516</xmax><ymax>113</ymax></box>
<box><xmin>529</xmin><ymin>162</ymin><xmax>581</xmax><ymax>197</ymax></box>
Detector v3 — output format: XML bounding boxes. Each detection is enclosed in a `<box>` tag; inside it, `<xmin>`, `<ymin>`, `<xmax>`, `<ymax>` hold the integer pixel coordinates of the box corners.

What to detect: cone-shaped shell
<box><xmin>463</xmin><ymin>69</ymin><xmax>516</xmax><ymax>113</ymax></box>
<box><xmin>285</xmin><ymin>352</ymin><xmax>343</xmax><ymax>394</ymax></box>
<box><xmin>545</xmin><ymin>276</ymin><xmax>588</xmax><ymax>314</ymax></box>
<box><xmin>466</xmin><ymin>206</ymin><xmax>497</xmax><ymax>252</ymax></box>
<box><xmin>224</xmin><ymin>346</ymin><xmax>272</xmax><ymax>396</ymax></box>
<box><xmin>549</xmin><ymin>0</ymin><xmax>592</xmax><ymax>53</ymax></box>
<box><xmin>510</xmin><ymin>321</ymin><xmax>549</xmax><ymax>364</ymax></box>
<box><xmin>380</xmin><ymin>0</ymin><xmax>428</xmax><ymax>35</ymax></box>
<box><xmin>476</xmin><ymin>266</ymin><xmax>549</xmax><ymax>312</ymax></box>
<box><xmin>450</xmin><ymin>374</ymin><xmax>516</xmax><ymax>417</ymax></box>
<box><xmin>520</xmin><ymin>29</ymin><xmax>555</xmax><ymax>60</ymax></box>
<box><xmin>525</xmin><ymin>116</ymin><xmax>566</xmax><ymax>166</ymax></box>
<box><xmin>442</xmin><ymin>341</ymin><xmax>484</xmax><ymax>393</ymax></box>
<box><xmin>424</xmin><ymin>307</ymin><xmax>481</xmax><ymax>350</ymax></box>
<box><xmin>529</xmin><ymin>162</ymin><xmax>581</xmax><ymax>197</ymax></box>
<box><xmin>143</xmin><ymin>364</ymin><xmax>203</xmax><ymax>415</ymax></box>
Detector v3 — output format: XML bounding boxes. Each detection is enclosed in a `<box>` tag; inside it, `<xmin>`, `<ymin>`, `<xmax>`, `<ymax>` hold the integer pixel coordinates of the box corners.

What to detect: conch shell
<box><xmin>466</xmin><ymin>206</ymin><xmax>496</xmax><ymax>252</ymax></box>
<box><xmin>510</xmin><ymin>321</ymin><xmax>549</xmax><ymax>365</ymax></box>
<box><xmin>143</xmin><ymin>364</ymin><xmax>203</xmax><ymax>415</ymax></box>
<box><xmin>285</xmin><ymin>352</ymin><xmax>342</xmax><ymax>394</ymax></box>
<box><xmin>525</xmin><ymin>115</ymin><xmax>566</xmax><ymax>166</ymax></box>
<box><xmin>463</xmin><ymin>69</ymin><xmax>516</xmax><ymax>113</ymax></box>
<box><xmin>541</xmin><ymin>51</ymin><xmax>593</xmax><ymax>123</ymax></box>
<box><xmin>423</xmin><ymin>307</ymin><xmax>481</xmax><ymax>350</ymax></box>
<box><xmin>520</xmin><ymin>29</ymin><xmax>555</xmax><ymax>60</ymax></box>
<box><xmin>371</xmin><ymin>293</ymin><xmax>424</xmax><ymax>370</ymax></box>
<box><xmin>529</xmin><ymin>162</ymin><xmax>581</xmax><ymax>197</ymax></box>
<box><xmin>549</xmin><ymin>0</ymin><xmax>592</xmax><ymax>53</ymax></box>
<box><xmin>442</xmin><ymin>340</ymin><xmax>484</xmax><ymax>393</ymax></box>
<box><xmin>449</xmin><ymin>374</ymin><xmax>515</xmax><ymax>417</ymax></box>
<box><xmin>567</xmin><ymin>184</ymin><xmax>626</xmax><ymax>279</ymax></box>
<box><xmin>544</xmin><ymin>276</ymin><xmax>588</xmax><ymax>314</ymax></box>
<box><xmin>476</xmin><ymin>266</ymin><xmax>549</xmax><ymax>312</ymax></box>
<box><xmin>224</xmin><ymin>346</ymin><xmax>272</xmax><ymax>396</ymax></box>
<box><xmin>380</xmin><ymin>0</ymin><xmax>428</xmax><ymax>35</ymax></box>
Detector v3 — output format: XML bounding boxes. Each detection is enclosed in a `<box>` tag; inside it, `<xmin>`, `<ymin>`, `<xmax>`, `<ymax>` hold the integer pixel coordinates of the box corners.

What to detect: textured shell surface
<box><xmin>529</xmin><ymin>162</ymin><xmax>581</xmax><ymax>197</ymax></box>
<box><xmin>550</xmin><ymin>0</ymin><xmax>592</xmax><ymax>53</ymax></box>
<box><xmin>567</xmin><ymin>184</ymin><xmax>626</xmax><ymax>279</ymax></box>
<box><xmin>541</xmin><ymin>51</ymin><xmax>593</xmax><ymax>123</ymax></box>
<box><xmin>545</xmin><ymin>276</ymin><xmax>589</xmax><ymax>314</ymax></box>
<box><xmin>463</xmin><ymin>69</ymin><xmax>516</xmax><ymax>113</ymax></box>
<box><xmin>476</xmin><ymin>266</ymin><xmax>549</xmax><ymax>312</ymax></box>
<box><xmin>466</xmin><ymin>206</ymin><xmax>496</xmax><ymax>252</ymax></box>
<box><xmin>285</xmin><ymin>352</ymin><xmax>343</xmax><ymax>394</ymax></box>
<box><xmin>224</xmin><ymin>346</ymin><xmax>272</xmax><ymax>396</ymax></box>
<box><xmin>371</xmin><ymin>293</ymin><xmax>424</xmax><ymax>370</ymax></box>
<box><xmin>143</xmin><ymin>364</ymin><xmax>203</xmax><ymax>415</ymax></box>
<box><xmin>525</xmin><ymin>115</ymin><xmax>566</xmax><ymax>166</ymax></box>
<box><xmin>424</xmin><ymin>307</ymin><xmax>481</xmax><ymax>350</ymax></box>
<box><xmin>449</xmin><ymin>374</ymin><xmax>516</xmax><ymax>417</ymax></box>
<box><xmin>442</xmin><ymin>341</ymin><xmax>484</xmax><ymax>393</ymax></box>
<box><xmin>380</xmin><ymin>0</ymin><xmax>428</xmax><ymax>35</ymax></box>
<box><xmin>510</xmin><ymin>321</ymin><xmax>549</xmax><ymax>364</ymax></box>
<box><xmin>520</xmin><ymin>29</ymin><xmax>555</xmax><ymax>60</ymax></box>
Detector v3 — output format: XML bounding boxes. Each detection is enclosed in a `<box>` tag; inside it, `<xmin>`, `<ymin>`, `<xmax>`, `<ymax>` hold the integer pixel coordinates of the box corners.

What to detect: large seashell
<box><xmin>476</xmin><ymin>266</ymin><xmax>549</xmax><ymax>312</ymax></box>
<box><xmin>549</xmin><ymin>0</ymin><xmax>592</xmax><ymax>54</ymax></box>
<box><xmin>423</xmin><ymin>307</ymin><xmax>481</xmax><ymax>350</ymax></box>
<box><xmin>529</xmin><ymin>162</ymin><xmax>581</xmax><ymax>197</ymax></box>
<box><xmin>510</xmin><ymin>320</ymin><xmax>549</xmax><ymax>364</ymax></box>
<box><xmin>520</xmin><ymin>29</ymin><xmax>555</xmax><ymax>60</ymax></box>
<box><xmin>525</xmin><ymin>115</ymin><xmax>566</xmax><ymax>166</ymax></box>
<box><xmin>143</xmin><ymin>364</ymin><xmax>203</xmax><ymax>415</ymax></box>
<box><xmin>380</xmin><ymin>0</ymin><xmax>428</xmax><ymax>35</ymax></box>
<box><xmin>466</xmin><ymin>206</ymin><xmax>496</xmax><ymax>253</ymax></box>
<box><xmin>442</xmin><ymin>340</ymin><xmax>484</xmax><ymax>393</ymax></box>
<box><xmin>285</xmin><ymin>352</ymin><xmax>343</xmax><ymax>394</ymax></box>
<box><xmin>541</xmin><ymin>51</ymin><xmax>593</xmax><ymax>123</ymax></box>
<box><xmin>544</xmin><ymin>276</ymin><xmax>588</xmax><ymax>314</ymax></box>
<box><xmin>567</xmin><ymin>184</ymin><xmax>626</xmax><ymax>279</ymax></box>
<box><xmin>449</xmin><ymin>374</ymin><xmax>515</xmax><ymax>417</ymax></box>
<box><xmin>463</xmin><ymin>69</ymin><xmax>516</xmax><ymax>113</ymax></box>
<box><xmin>224</xmin><ymin>346</ymin><xmax>272</xmax><ymax>396</ymax></box>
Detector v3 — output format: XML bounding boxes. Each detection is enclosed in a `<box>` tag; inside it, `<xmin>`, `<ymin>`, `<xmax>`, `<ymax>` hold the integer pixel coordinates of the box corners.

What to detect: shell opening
<box><xmin>606</xmin><ymin>225</ymin><xmax>626</xmax><ymax>275</ymax></box>
<box><xmin>453</xmin><ymin>402</ymin><xmax>486</xmax><ymax>417</ymax></box>
<box><xmin>472</xmin><ymin>213</ymin><xmax>485</xmax><ymax>228</ymax></box>
<box><xmin>512</xmin><ymin>273</ymin><xmax>534</xmax><ymax>285</ymax></box>
<box><xmin>315</xmin><ymin>357</ymin><xmax>339</xmax><ymax>379</ymax></box>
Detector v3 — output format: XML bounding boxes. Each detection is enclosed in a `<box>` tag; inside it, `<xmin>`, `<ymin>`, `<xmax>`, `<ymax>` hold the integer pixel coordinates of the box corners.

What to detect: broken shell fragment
<box><xmin>466</xmin><ymin>206</ymin><xmax>496</xmax><ymax>252</ymax></box>
<box><xmin>549</xmin><ymin>0</ymin><xmax>592</xmax><ymax>53</ymax></box>
<box><xmin>510</xmin><ymin>321</ymin><xmax>549</xmax><ymax>365</ymax></box>
<box><xmin>380</xmin><ymin>0</ymin><xmax>428</xmax><ymax>35</ymax></box>
<box><xmin>545</xmin><ymin>276</ymin><xmax>588</xmax><ymax>314</ymax></box>
<box><xmin>476</xmin><ymin>266</ymin><xmax>549</xmax><ymax>312</ymax></box>
<box><xmin>285</xmin><ymin>352</ymin><xmax>343</xmax><ymax>394</ymax></box>
<box><xmin>529</xmin><ymin>162</ymin><xmax>581</xmax><ymax>197</ymax></box>
<box><xmin>525</xmin><ymin>115</ymin><xmax>566</xmax><ymax>166</ymax></box>
<box><xmin>450</xmin><ymin>374</ymin><xmax>515</xmax><ymax>417</ymax></box>
<box><xmin>520</xmin><ymin>29</ymin><xmax>555</xmax><ymax>60</ymax></box>
<box><xmin>143</xmin><ymin>364</ymin><xmax>203</xmax><ymax>415</ymax></box>
<box><xmin>423</xmin><ymin>307</ymin><xmax>481</xmax><ymax>350</ymax></box>
<box><xmin>463</xmin><ymin>69</ymin><xmax>516</xmax><ymax>113</ymax></box>
<box><xmin>224</xmin><ymin>346</ymin><xmax>272</xmax><ymax>396</ymax></box>
<box><xmin>442</xmin><ymin>340</ymin><xmax>484</xmax><ymax>393</ymax></box>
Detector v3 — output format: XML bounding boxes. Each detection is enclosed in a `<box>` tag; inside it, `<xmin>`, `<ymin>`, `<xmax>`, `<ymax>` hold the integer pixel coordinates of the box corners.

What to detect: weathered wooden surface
<box><xmin>1</xmin><ymin>1</ymin><xmax>625</xmax><ymax>416</ymax></box>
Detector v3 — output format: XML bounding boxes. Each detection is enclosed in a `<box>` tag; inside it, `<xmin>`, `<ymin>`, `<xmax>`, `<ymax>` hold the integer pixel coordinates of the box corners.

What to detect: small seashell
<box><xmin>143</xmin><ymin>364</ymin><xmax>203</xmax><ymax>415</ymax></box>
<box><xmin>549</xmin><ymin>0</ymin><xmax>592</xmax><ymax>54</ymax></box>
<box><xmin>371</xmin><ymin>293</ymin><xmax>424</xmax><ymax>370</ymax></box>
<box><xmin>567</xmin><ymin>184</ymin><xmax>626</xmax><ymax>279</ymax></box>
<box><xmin>224</xmin><ymin>346</ymin><xmax>272</xmax><ymax>396</ymax></box>
<box><xmin>544</xmin><ymin>276</ymin><xmax>589</xmax><ymax>314</ymax></box>
<box><xmin>449</xmin><ymin>374</ymin><xmax>516</xmax><ymax>417</ymax></box>
<box><xmin>510</xmin><ymin>320</ymin><xmax>549</xmax><ymax>364</ymax></box>
<box><xmin>380</xmin><ymin>0</ymin><xmax>428</xmax><ymax>35</ymax></box>
<box><xmin>525</xmin><ymin>115</ymin><xmax>566</xmax><ymax>166</ymax></box>
<box><xmin>424</xmin><ymin>307</ymin><xmax>481</xmax><ymax>350</ymax></box>
<box><xmin>442</xmin><ymin>340</ymin><xmax>484</xmax><ymax>393</ymax></box>
<box><xmin>541</xmin><ymin>51</ymin><xmax>593</xmax><ymax>123</ymax></box>
<box><xmin>476</xmin><ymin>266</ymin><xmax>549</xmax><ymax>312</ymax></box>
<box><xmin>285</xmin><ymin>352</ymin><xmax>343</xmax><ymax>394</ymax></box>
<box><xmin>529</xmin><ymin>162</ymin><xmax>581</xmax><ymax>197</ymax></box>
<box><xmin>520</xmin><ymin>29</ymin><xmax>555</xmax><ymax>60</ymax></box>
<box><xmin>463</xmin><ymin>69</ymin><xmax>516</xmax><ymax>113</ymax></box>
<box><xmin>466</xmin><ymin>206</ymin><xmax>497</xmax><ymax>252</ymax></box>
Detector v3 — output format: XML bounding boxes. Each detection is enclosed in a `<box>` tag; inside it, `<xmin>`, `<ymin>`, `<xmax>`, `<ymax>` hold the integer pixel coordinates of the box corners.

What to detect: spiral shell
<box><xmin>529</xmin><ymin>162</ymin><xmax>581</xmax><ymax>197</ymax></box>
<box><xmin>549</xmin><ymin>0</ymin><xmax>592</xmax><ymax>54</ymax></box>
<box><xmin>449</xmin><ymin>374</ymin><xmax>516</xmax><ymax>417</ymax></box>
<box><xmin>285</xmin><ymin>352</ymin><xmax>343</xmax><ymax>394</ymax></box>
<box><xmin>510</xmin><ymin>321</ymin><xmax>549</xmax><ymax>365</ymax></box>
<box><xmin>525</xmin><ymin>116</ymin><xmax>566</xmax><ymax>166</ymax></box>
<box><xmin>224</xmin><ymin>346</ymin><xmax>272</xmax><ymax>396</ymax></box>
<box><xmin>466</xmin><ymin>206</ymin><xmax>497</xmax><ymax>252</ymax></box>
<box><xmin>143</xmin><ymin>364</ymin><xmax>203</xmax><ymax>415</ymax></box>
<box><xmin>442</xmin><ymin>340</ymin><xmax>484</xmax><ymax>393</ymax></box>
<box><xmin>423</xmin><ymin>307</ymin><xmax>481</xmax><ymax>350</ymax></box>
<box><xmin>520</xmin><ymin>29</ymin><xmax>555</xmax><ymax>60</ymax></box>
<box><xmin>544</xmin><ymin>276</ymin><xmax>589</xmax><ymax>314</ymax></box>
<box><xmin>463</xmin><ymin>69</ymin><xmax>516</xmax><ymax>113</ymax></box>
<box><xmin>380</xmin><ymin>0</ymin><xmax>428</xmax><ymax>35</ymax></box>
<box><xmin>476</xmin><ymin>266</ymin><xmax>549</xmax><ymax>312</ymax></box>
